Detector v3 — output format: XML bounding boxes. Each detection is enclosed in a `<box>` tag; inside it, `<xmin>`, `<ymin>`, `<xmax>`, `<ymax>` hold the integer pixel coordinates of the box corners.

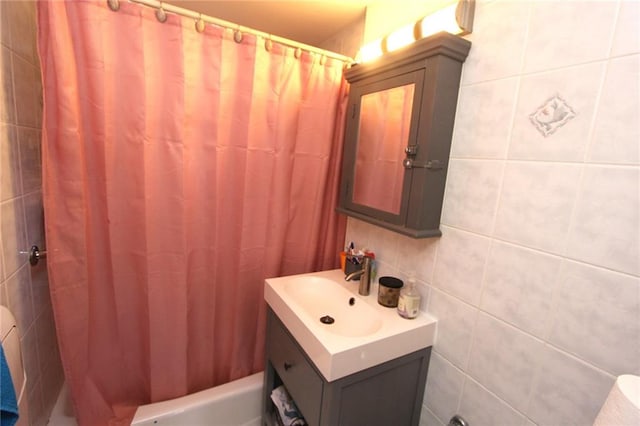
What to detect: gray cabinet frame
<box><xmin>262</xmin><ymin>308</ymin><xmax>431</xmax><ymax>426</ymax></box>
<box><xmin>337</xmin><ymin>32</ymin><xmax>471</xmax><ymax>238</ymax></box>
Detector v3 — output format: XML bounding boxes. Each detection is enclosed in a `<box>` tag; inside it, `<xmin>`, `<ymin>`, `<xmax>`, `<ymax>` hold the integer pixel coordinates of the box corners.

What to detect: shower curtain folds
<box><xmin>37</xmin><ymin>1</ymin><xmax>348</xmax><ymax>424</ymax></box>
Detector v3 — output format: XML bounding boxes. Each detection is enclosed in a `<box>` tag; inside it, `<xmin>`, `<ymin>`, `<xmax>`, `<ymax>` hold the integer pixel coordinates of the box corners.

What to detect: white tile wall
<box><xmin>610</xmin><ymin>0</ymin><xmax>639</xmax><ymax>57</ymax></box>
<box><xmin>419</xmin><ymin>407</ymin><xmax>445</xmax><ymax>426</ymax></box>
<box><xmin>527</xmin><ymin>347</ymin><xmax>613</xmax><ymax>426</ymax></box>
<box><xmin>424</xmin><ymin>351</ymin><xmax>466</xmax><ymax>424</ymax></box>
<box><xmin>547</xmin><ymin>261</ymin><xmax>640</xmax><ymax>376</ymax></box>
<box><xmin>588</xmin><ymin>55</ymin><xmax>640</xmax><ymax>165</ymax></box>
<box><xmin>467</xmin><ymin>313</ymin><xmax>544</xmax><ymax>413</ymax></box>
<box><xmin>493</xmin><ymin>161</ymin><xmax>582</xmax><ymax>254</ymax></box>
<box><xmin>480</xmin><ymin>241</ymin><xmax>561</xmax><ymax>339</ymax></box>
<box><xmin>343</xmin><ymin>1</ymin><xmax>640</xmax><ymax>425</ymax></box>
<box><xmin>441</xmin><ymin>159</ymin><xmax>504</xmax><ymax>235</ymax></box>
<box><xmin>0</xmin><ymin>123</ymin><xmax>20</xmax><ymax>201</ymax></box>
<box><xmin>1</xmin><ymin>1</ymin><xmax>64</xmax><ymax>425</ymax></box>
<box><xmin>458</xmin><ymin>377</ymin><xmax>526</xmax><ymax>426</ymax></box>
<box><xmin>395</xmin><ymin>236</ymin><xmax>438</xmax><ymax>284</ymax></box>
<box><xmin>433</xmin><ymin>226</ymin><xmax>491</xmax><ymax>305</ymax></box>
<box><xmin>565</xmin><ymin>166</ymin><xmax>640</xmax><ymax>275</ymax></box>
<box><xmin>460</xmin><ymin>0</ymin><xmax>529</xmax><ymax>85</ymax></box>
<box><xmin>1</xmin><ymin>198</ymin><xmax>29</xmax><ymax>276</ymax></box>
<box><xmin>450</xmin><ymin>78</ymin><xmax>518</xmax><ymax>159</ymax></box>
<box><xmin>522</xmin><ymin>1</ymin><xmax>618</xmax><ymax>73</ymax></box>
<box><xmin>427</xmin><ymin>288</ymin><xmax>477</xmax><ymax>369</ymax></box>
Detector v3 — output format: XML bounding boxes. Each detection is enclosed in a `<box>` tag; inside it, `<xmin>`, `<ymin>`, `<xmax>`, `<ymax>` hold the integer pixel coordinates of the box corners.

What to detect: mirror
<box><xmin>337</xmin><ymin>32</ymin><xmax>471</xmax><ymax>238</ymax></box>
<box><xmin>352</xmin><ymin>84</ymin><xmax>415</xmax><ymax>214</ymax></box>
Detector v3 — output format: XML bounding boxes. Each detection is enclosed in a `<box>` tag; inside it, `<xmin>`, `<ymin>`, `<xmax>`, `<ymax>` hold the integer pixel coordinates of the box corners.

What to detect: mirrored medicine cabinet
<box><xmin>337</xmin><ymin>32</ymin><xmax>471</xmax><ymax>238</ymax></box>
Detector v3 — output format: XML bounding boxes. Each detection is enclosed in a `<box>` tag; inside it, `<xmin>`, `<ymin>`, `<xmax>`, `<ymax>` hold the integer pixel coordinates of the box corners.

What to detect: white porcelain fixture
<box><xmin>264</xmin><ymin>269</ymin><xmax>437</xmax><ymax>381</ymax></box>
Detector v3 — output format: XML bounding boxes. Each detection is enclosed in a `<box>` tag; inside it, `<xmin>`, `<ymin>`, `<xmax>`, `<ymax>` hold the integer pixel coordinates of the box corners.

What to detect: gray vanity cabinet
<box><xmin>262</xmin><ymin>308</ymin><xmax>431</xmax><ymax>426</ymax></box>
<box><xmin>337</xmin><ymin>32</ymin><xmax>471</xmax><ymax>238</ymax></box>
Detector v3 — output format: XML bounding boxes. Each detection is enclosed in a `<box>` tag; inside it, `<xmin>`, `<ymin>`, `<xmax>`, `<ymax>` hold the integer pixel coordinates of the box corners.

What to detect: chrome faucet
<box><xmin>344</xmin><ymin>256</ymin><xmax>373</xmax><ymax>296</ymax></box>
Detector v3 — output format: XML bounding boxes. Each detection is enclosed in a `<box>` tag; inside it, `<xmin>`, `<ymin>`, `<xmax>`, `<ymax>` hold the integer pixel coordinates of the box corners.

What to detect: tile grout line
<box><xmin>439</xmin><ymin>222</ymin><xmax>640</xmax><ymax>280</ymax></box>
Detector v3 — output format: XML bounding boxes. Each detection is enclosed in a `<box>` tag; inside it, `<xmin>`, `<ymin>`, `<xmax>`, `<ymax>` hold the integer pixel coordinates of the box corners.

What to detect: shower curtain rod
<box><xmin>124</xmin><ymin>0</ymin><xmax>355</xmax><ymax>63</ymax></box>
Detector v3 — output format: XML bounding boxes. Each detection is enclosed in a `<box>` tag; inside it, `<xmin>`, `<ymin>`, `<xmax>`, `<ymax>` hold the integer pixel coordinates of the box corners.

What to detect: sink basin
<box><xmin>264</xmin><ymin>269</ymin><xmax>437</xmax><ymax>381</ymax></box>
<box><xmin>283</xmin><ymin>276</ymin><xmax>383</xmax><ymax>337</ymax></box>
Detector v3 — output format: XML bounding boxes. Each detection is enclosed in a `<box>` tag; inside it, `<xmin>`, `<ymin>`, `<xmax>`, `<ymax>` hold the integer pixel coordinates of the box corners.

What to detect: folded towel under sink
<box><xmin>270</xmin><ymin>385</ymin><xmax>306</xmax><ymax>426</ymax></box>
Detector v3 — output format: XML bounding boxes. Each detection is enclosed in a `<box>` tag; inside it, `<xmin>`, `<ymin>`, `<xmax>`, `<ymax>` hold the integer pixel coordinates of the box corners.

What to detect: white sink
<box><xmin>283</xmin><ymin>276</ymin><xmax>383</xmax><ymax>337</ymax></box>
<box><xmin>264</xmin><ymin>269</ymin><xmax>437</xmax><ymax>382</ymax></box>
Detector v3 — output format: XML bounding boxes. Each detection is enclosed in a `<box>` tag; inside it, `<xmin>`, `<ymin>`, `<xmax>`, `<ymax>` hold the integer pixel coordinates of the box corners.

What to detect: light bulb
<box><xmin>418</xmin><ymin>4</ymin><xmax>463</xmax><ymax>38</ymax></box>
<box><xmin>358</xmin><ymin>39</ymin><xmax>383</xmax><ymax>63</ymax></box>
<box><xmin>385</xmin><ymin>23</ymin><xmax>416</xmax><ymax>52</ymax></box>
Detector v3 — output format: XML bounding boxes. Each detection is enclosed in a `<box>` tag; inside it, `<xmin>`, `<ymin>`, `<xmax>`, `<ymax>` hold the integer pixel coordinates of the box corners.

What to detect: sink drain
<box><xmin>320</xmin><ymin>315</ymin><xmax>335</xmax><ymax>325</ymax></box>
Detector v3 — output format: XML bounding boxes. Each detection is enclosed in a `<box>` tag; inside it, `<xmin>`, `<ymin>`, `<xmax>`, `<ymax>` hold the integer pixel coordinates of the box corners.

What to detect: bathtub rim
<box><xmin>131</xmin><ymin>371</ymin><xmax>264</xmax><ymax>424</ymax></box>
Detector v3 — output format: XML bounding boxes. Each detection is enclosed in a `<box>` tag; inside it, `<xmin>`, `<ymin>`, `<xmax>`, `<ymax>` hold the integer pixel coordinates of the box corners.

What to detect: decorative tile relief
<box><xmin>509</xmin><ymin>62</ymin><xmax>604</xmax><ymax>161</ymax></box>
<box><xmin>529</xmin><ymin>94</ymin><xmax>576</xmax><ymax>137</ymax></box>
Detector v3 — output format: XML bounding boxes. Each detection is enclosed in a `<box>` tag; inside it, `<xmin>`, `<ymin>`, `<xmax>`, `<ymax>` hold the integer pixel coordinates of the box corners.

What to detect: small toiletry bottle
<box><xmin>397</xmin><ymin>276</ymin><xmax>421</xmax><ymax>319</ymax></box>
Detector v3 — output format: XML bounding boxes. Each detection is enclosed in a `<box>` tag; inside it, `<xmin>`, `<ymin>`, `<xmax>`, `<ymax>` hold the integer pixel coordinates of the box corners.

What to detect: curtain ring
<box><xmin>265</xmin><ymin>37</ymin><xmax>273</xmax><ymax>52</ymax></box>
<box><xmin>195</xmin><ymin>14</ymin><xmax>205</xmax><ymax>33</ymax></box>
<box><xmin>107</xmin><ymin>0</ymin><xmax>120</xmax><ymax>11</ymax></box>
<box><xmin>294</xmin><ymin>47</ymin><xmax>302</xmax><ymax>59</ymax></box>
<box><xmin>155</xmin><ymin>3</ymin><xmax>168</xmax><ymax>23</ymax></box>
<box><xmin>234</xmin><ymin>29</ymin><xmax>243</xmax><ymax>43</ymax></box>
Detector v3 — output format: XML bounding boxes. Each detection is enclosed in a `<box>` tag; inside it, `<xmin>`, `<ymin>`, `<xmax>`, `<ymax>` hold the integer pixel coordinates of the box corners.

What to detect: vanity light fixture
<box><xmin>358</xmin><ymin>0</ymin><xmax>475</xmax><ymax>63</ymax></box>
<box><xmin>383</xmin><ymin>22</ymin><xmax>416</xmax><ymax>53</ymax></box>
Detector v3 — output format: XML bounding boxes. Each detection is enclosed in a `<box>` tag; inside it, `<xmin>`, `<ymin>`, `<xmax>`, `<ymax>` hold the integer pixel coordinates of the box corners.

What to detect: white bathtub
<box><xmin>131</xmin><ymin>372</ymin><xmax>264</xmax><ymax>426</ymax></box>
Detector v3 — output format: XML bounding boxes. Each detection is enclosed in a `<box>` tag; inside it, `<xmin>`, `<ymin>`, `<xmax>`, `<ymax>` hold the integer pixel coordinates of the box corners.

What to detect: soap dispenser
<box><xmin>397</xmin><ymin>276</ymin><xmax>420</xmax><ymax>319</ymax></box>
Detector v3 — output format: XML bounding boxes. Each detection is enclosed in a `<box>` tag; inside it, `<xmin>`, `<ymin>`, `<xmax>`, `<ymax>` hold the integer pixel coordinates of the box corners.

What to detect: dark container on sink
<box><xmin>377</xmin><ymin>276</ymin><xmax>404</xmax><ymax>307</ymax></box>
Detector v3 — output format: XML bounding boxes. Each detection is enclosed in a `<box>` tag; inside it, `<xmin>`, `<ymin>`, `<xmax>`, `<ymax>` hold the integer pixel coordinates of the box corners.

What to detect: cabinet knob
<box><xmin>284</xmin><ymin>362</ymin><xmax>293</xmax><ymax>371</ymax></box>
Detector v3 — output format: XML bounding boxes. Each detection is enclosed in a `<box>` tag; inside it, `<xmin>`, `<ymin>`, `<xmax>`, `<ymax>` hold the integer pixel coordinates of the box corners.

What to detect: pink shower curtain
<box><xmin>37</xmin><ymin>1</ymin><xmax>347</xmax><ymax>424</ymax></box>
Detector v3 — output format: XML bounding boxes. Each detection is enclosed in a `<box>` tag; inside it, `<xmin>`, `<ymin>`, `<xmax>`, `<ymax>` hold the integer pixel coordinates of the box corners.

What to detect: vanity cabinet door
<box><xmin>267</xmin><ymin>312</ymin><xmax>323</xmax><ymax>425</ymax></box>
<box><xmin>263</xmin><ymin>308</ymin><xmax>431</xmax><ymax>426</ymax></box>
<box><xmin>320</xmin><ymin>348</ymin><xmax>430</xmax><ymax>426</ymax></box>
